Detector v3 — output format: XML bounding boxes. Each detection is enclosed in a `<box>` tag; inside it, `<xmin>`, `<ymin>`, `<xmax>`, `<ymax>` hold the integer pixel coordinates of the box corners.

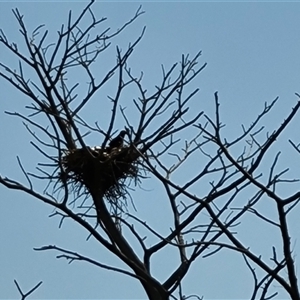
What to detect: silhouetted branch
<box><xmin>14</xmin><ymin>280</ymin><xmax>42</xmax><ymax>300</ymax></box>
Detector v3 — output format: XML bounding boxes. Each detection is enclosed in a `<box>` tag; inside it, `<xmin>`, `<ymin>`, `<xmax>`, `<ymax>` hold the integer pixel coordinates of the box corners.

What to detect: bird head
<box><xmin>119</xmin><ymin>130</ymin><xmax>127</xmax><ymax>138</ymax></box>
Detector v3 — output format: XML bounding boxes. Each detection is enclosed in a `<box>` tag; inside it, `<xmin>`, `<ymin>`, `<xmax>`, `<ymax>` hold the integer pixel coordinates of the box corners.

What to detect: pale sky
<box><xmin>1</xmin><ymin>1</ymin><xmax>300</xmax><ymax>299</ymax></box>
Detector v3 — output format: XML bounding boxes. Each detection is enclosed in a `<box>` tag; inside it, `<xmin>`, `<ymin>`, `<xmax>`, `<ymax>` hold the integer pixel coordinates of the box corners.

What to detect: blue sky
<box><xmin>1</xmin><ymin>1</ymin><xmax>300</xmax><ymax>299</ymax></box>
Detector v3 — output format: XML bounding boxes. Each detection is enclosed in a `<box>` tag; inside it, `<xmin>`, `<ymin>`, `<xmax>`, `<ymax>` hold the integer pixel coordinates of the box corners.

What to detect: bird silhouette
<box><xmin>109</xmin><ymin>130</ymin><xmax>127</xmax><ymax>149</ymax></box>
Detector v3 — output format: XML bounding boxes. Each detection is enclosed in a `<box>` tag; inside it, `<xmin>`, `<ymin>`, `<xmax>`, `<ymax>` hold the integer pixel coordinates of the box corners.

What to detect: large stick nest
<box><xmin>61</xmin><ymin>145</ymin><xmax>142</xmax><ymax>207</ymax></box>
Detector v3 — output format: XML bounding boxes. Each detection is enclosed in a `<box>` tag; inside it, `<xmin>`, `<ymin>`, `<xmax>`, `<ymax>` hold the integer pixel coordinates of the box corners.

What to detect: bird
<box><xmin>108</xmin><ymin>130</ymin><xmax>127</xmax><ymax>149</ymax></box>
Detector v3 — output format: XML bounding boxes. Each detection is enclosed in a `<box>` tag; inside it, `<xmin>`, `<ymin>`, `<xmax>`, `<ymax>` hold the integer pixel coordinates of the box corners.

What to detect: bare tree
<box><xmin>1</xmin><ymin>1</ymin><xmax>300</xmax><ymax>299</ymax></box>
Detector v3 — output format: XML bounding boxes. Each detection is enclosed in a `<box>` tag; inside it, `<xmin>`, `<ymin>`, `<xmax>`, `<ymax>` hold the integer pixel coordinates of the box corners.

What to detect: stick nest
<box><xmin>61</xmin><ymin>146</ymin><xmax>141</xmax><ymax>205</ymax></box>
